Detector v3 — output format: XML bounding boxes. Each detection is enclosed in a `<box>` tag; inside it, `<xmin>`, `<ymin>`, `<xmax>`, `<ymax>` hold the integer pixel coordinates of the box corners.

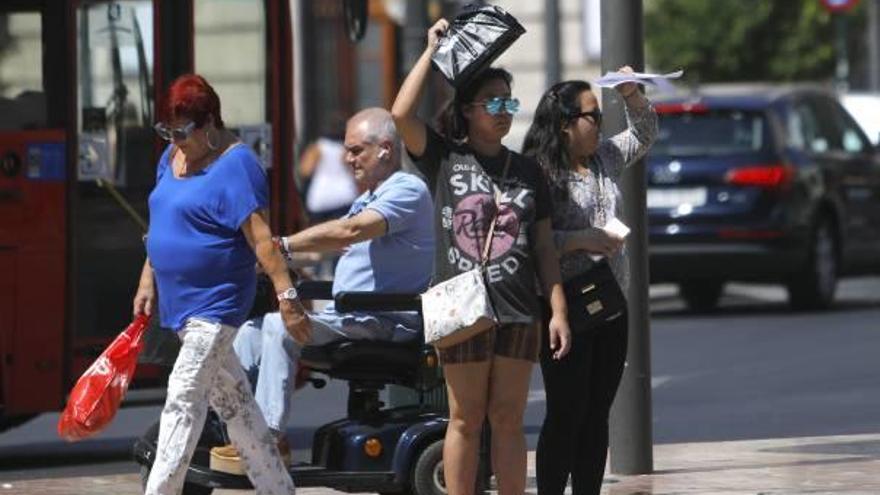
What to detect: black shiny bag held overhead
<box><xmin>564</xmin><ymin>260</ymin><xmax>627</xmax><ymax>332</ymax></box>
<box><xmin>431</xmin><ymin>4</ymin><xmax>526</xmax><ymax>88</ymax></box>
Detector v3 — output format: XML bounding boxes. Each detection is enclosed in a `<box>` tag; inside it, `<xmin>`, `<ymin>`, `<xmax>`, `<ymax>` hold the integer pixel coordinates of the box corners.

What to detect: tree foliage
<box><xmin>645</xmin><ymin>0</ymin><xmax>867</xmax><ymax>84</ymax></box>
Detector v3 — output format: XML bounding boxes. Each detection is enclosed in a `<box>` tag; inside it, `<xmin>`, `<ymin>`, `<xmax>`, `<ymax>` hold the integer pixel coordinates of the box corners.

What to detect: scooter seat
<box><xmin>301</xmin><ymin>339</ymin><xmax>422</xmax><ymax>383</ymax></box>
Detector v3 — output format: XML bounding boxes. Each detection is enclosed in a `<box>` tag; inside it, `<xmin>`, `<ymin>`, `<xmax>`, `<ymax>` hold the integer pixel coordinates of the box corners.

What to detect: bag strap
<box><xmin>480</xmin><ymin>151</ymin><xmax>512</xmax><ymax>266</ymax></box>
<box><xmin>593</xmin><ymin>157</ymin><xmax>607</xmax><ymax>227</ymax></box>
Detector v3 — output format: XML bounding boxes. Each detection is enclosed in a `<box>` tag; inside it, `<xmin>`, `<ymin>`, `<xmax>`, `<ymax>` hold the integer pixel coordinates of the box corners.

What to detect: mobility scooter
<box><xmin>133</xmin><ymin>281</ymin><xmax>486</xmax><ymax>495</ymax></box>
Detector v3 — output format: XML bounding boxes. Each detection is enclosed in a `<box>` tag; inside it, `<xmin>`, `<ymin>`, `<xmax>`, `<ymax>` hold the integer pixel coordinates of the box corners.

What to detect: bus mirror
<box><xmin>343</xmin><ymin>0</ymin><xmax>368</xmax><ymax>42</ymax></box>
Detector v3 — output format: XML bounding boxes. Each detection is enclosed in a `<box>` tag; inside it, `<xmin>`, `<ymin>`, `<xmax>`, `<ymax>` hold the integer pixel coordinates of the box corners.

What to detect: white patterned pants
<box><xmin>144</xmin><ymin>318</ymin><xmax>295</xmax><ymax>495</ymax></box>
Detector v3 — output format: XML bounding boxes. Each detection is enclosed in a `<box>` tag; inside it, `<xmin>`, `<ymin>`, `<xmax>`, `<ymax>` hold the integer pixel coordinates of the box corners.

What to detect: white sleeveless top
<box><xmin>305</xmin><ymin>137</ymin><xmax>358</xmax><ymax>213</ymax></box>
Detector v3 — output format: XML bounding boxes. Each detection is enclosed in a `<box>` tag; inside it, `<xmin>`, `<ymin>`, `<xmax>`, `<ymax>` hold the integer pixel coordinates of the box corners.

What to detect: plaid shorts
<box><xmin>437</xmin><ymin>322</ymin><xmax>541</xmax><ymax>365</ymax></box>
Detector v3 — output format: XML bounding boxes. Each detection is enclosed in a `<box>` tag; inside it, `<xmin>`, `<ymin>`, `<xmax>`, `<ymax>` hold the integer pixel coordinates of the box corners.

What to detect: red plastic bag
<box><xmin>57</xmin><ymin>314</ymin><xmax>150</xmax><ymax>441</ymax></box>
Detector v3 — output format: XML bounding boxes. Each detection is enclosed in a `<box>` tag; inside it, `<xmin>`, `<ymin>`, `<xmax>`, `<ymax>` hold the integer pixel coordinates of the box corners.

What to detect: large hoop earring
<box><xmin>206</xmin><ymin>128</ymin><xmax>219</xmax><ymax>151</ymax></box>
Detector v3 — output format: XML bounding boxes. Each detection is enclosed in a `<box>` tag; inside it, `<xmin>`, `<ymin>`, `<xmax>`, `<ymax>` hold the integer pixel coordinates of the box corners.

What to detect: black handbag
<box><xmin>431</xmin><ymin>4</ymin><xmax>526</xmax><ymax>88</ymax></box>
<box><xmin>564</xmin><ymin>261</ymin><xmax>626</xmax><ymax>332</ymax></box>
<box><xmin>563</xmin><ymin>154</ymin><xmax>628</xmax><ymax>332</ymax></box>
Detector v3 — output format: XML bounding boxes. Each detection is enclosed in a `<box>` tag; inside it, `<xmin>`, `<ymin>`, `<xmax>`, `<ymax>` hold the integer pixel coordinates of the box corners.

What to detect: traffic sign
<box><xmin>820</xmin><ymin>0</ymin><xmax>860</xmax><ymax>13</ymax></box>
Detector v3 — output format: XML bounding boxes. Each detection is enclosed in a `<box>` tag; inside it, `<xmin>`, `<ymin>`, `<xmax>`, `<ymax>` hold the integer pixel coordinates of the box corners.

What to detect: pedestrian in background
<box><xmin>522</xmin><ymin>69</ymin><xmax>657</xmax><ymax>495</ymax></box>
<box><xmin>297</xmin><ymin>114</ymin><xmax>359</xmax><ymax>225</ymax></box>
<box><xmin>297</xmin><ymin>114</ymin><xmax>360</xmax><ymax>278</ymax></box>
<box><xmin>134</xmin><ymin>73</ymin><xmax>309</xmax><ymax>495</ymax></box>
<box><xmin>392</xmin><ymin>18</ymin><xmax>571</xmax><ymax>495</ymax></box>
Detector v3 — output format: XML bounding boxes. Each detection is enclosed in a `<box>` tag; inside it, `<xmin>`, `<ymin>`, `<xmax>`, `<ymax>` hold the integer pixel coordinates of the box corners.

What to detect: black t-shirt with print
<box><xmin>413</xmin><ymin>127</ymin><xmax>551</xmax><ymax>324</ymax></box>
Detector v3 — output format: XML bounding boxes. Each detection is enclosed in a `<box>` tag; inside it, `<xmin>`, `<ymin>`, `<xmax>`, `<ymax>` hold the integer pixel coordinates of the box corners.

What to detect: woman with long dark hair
<box><xmin>391</xmin><ymin>19</ymin><xmax>571</xmax><ymax>495</ymax></box>
<box><xmin>522</xmin><ymin>71</ymin><xmax>657</xmax><ymax>495</ymax></box>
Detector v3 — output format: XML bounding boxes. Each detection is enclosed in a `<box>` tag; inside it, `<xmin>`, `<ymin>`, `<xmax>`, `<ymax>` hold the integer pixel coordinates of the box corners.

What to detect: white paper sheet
<box><xmin>590</xmin><ymin>217</ymin><xmax>630</xmax><ymax>261</ymax></box>
<box><xmin>602</xmin><ymin>217</ymin><xmax>631</xmax><ymax>238</ymax></box>
<box><xmin>593</xmin><ymin>69</ymin><xmax>684</xmax><ymax>93</ymax></box>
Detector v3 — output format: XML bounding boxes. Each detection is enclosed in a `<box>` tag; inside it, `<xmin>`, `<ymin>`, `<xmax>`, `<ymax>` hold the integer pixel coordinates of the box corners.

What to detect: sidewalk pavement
<box><xmin>3</xmin><ymin>433</ymin><xmax>879</xmax><ymax>494</ymax></box>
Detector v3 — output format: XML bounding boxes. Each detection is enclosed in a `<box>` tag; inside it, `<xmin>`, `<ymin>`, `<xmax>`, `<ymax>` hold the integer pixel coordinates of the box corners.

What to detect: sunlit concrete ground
<box><xmin>4</xmin><ymin>433</ymin><xmax>880</xmax><ymax>495</ymax></box>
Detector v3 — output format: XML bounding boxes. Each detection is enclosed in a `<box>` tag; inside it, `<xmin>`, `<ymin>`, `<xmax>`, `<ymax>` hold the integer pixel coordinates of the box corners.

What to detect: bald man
<box><xmin>211</xmin><ymin>108</ymin><xmax>436</xmax><ymax>473</ymax></box>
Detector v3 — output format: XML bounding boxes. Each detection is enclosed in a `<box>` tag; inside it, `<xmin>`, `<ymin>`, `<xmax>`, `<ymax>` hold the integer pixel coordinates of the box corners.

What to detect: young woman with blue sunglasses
<box><xmin>392</xmin><ymin>18</ymin><xmax>571</xmax><ymax>495</ymax></box>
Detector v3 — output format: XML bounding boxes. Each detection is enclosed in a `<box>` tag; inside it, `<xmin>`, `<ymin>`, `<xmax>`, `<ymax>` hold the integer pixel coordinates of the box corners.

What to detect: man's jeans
<box><xmin>233</xmin><ymin>310</ymin><xmax>408</xmax><ymax>435</ymax></box>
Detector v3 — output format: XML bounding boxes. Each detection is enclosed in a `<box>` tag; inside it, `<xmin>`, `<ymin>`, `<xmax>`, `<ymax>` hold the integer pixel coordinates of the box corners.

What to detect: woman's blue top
<box><xmin>146</xmin><ymin>144</ymin><xmax>268</xmax><ymax>331</ymax></box>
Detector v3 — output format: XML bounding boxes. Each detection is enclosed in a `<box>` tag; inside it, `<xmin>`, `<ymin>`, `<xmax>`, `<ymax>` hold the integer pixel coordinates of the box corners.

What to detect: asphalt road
<box><xmin>2</xmin><ymin>278</ymin><xmax>879</xmax><ymax>481</ymax></box>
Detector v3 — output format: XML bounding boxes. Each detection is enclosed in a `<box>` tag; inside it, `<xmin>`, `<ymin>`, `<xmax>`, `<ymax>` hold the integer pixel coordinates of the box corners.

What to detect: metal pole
<box><xmin>545</xmin><ymin>0</ymin><xmax>562</xmax><ymax>86</ymax></box>
<box><xmin>835</xmin><ymin>13</ymin><xmax>850</xmax><ymax>92</ymax></box>
<box><xmin>389</xmin><ymin>0</ymin><xmax>447</xmax><ymax>411</ymax></box>
<box><xmin>403</xmin><ymin>1</ymin><xmax>433</xmax><ymax>118</ymax></box>
<box><xmin>868</xmin><ymin>0</ymin><xmax>880</xmax><ymax>91</ymax></box>
<box><xmin>600</xmin><ymin>0</ymin><xmax>653</xmax><ymax>475</ymax></box>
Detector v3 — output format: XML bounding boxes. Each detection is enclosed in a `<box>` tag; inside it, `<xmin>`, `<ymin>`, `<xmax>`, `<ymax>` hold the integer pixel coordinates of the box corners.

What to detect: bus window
<box><xmin>194</xmin><ymin>0</ymin><xmax>271</xmax><ymax>169</ymax></box>
<box><xmin>77</xmin><ymin>1</ymin><xmax>154</xmax><ymax>187</ymax></box>
<box><xmin>73</xmin><ymin>0</ymin><xmax>154</xmax><ymax>348</ymax></box>
<box><xmin>0</xmin><ymin>12</ymin><xmax>46</xmax><ymax>130</ymax></box>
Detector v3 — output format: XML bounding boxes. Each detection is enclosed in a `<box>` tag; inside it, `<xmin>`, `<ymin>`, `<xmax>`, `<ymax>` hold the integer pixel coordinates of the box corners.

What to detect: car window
<box><xmin>841</xmin><ymin>94</ymin><xmax>880</xmax><ymax>145</ymax></box>
<box><xmin>788</xmin><ymin>101</ymin><xmax>829</xmax><ymax>153</ymax></box>
<box><xmin>812</xmin><ymin>96</ymin><xmax>853</xmax><ymax>152</ymax></box>
<box><xmin>653</xmin><ymin>109</ymin><xmax>768</xmax><ymax>156</ymax></box>
<box><xmin>828</xmin><ymin>100</ymin><xmax>871</xmax><ymax>153</ymax></box>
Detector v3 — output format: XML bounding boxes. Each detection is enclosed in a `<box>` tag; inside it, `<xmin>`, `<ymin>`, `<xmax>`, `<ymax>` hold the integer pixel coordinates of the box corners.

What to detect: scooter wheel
<box><xmin>411</xmin><ymin>440</ymin><xmax>446</xmax><ymax>495</ymax></box>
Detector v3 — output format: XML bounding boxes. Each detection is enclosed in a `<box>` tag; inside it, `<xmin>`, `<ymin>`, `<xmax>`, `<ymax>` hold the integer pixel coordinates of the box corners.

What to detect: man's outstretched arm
<box><xmin>284</xmin><ymin>209</ymin><xmax>388</xmax><ymax>253</ymax></box>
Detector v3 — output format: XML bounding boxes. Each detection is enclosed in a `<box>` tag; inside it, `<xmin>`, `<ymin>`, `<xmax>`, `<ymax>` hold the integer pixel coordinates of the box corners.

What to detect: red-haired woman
<box><xmin>133</xmin><ymin>74</ymin><xmax>308</xmax><ymax>494</ymax></box>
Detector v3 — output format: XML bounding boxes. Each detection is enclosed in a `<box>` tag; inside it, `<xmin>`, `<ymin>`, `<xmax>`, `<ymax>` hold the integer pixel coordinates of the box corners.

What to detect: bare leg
<box><xmin>486</xmin><ymin>356</ymin><xmax>533</xmax><ymax>495</ymax></box>
<box><xmin>442</xmin><ymin>360</ymin><xmax>492</xmax><ymax>495</ymax></box>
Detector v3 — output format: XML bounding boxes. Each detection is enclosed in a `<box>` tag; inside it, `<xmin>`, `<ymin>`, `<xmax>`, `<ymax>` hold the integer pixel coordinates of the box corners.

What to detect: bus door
<box><xmin>72</xmin><ymin>0</ymin><xmax>155</xmax><ymax>376</ymax></box>
<box><xmin>0</xmin><ymin>2</ymin><xmax>69</xmax><ymax>416</ymax></box>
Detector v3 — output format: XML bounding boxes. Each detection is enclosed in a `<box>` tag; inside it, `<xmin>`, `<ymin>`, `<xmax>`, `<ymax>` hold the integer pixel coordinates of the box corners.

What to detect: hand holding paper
<box><xmin>602</xmin><ymin>217</ymin><xmax>631</xmax><ymax>239</ymax></box>
<box><xmin>594</xmin><ymin>69</ymin><xmax>684</xmax><ymax>93</ymax></box>
<box><xmin>590</xmin><ymin>217</ymin><xmax>630</xmax><ymax>261</ymax></box>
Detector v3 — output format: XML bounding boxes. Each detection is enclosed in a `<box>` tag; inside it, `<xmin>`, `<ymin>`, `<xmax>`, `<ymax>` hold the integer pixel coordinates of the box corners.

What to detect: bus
<box><xmin>0</xmin><ymin>0</ymin><xmax>402</xmax><ymax>428</ymax></box>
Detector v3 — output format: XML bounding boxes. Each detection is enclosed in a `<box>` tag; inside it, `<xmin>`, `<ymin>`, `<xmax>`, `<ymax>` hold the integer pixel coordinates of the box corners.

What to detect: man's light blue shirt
<box><xmin>324</xmin><ymin>171</ymin><xmax>435</xmax><ymax>339</ymax></box>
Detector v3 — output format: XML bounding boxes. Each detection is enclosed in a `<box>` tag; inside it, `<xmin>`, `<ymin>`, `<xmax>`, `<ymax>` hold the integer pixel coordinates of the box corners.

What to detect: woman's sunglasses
<box><xmin>474</xmin><ymin>97</ymin><xmax>520</xmax><ymax>116</ymax></box>
<box><xmin>153</xmin><ymin>121</ymin><xmax>197</xmax><ymax>142</ymax></box>
<box><xmin>572</xmin><ymin>109</ymin><xmax>602</xmax><ymax>126</ymax></box>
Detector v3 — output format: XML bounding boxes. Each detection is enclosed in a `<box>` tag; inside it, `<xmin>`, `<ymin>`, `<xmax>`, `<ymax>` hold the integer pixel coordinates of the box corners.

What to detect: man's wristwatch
<box><xmin>277</xmin><ymin>287</ymin><xmax>299</xmax><ymax>302</ymax></box>
<box><xmin>273</xmin><ymin>236</ymin><xmax>293</xmax><ymax>261</ymax></box>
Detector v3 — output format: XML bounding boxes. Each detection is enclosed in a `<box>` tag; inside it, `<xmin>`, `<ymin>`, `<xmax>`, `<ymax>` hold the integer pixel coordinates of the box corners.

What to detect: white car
<box><xmin>840</xmin><ymin>93</ymin><xmax>880</xmax><ymax>145</ymax></box>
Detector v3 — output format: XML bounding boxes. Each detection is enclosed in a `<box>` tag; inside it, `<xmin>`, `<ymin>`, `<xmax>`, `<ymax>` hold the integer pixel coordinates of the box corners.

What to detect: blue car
<box><xmin>647</xmin><ymin>85</ymin><xmax>880</xmax><ymax>311</ymax></box>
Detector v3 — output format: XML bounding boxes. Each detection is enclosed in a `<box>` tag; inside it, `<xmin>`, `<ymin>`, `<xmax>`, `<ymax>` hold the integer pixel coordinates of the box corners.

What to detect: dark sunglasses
<box><xmin>153</xmin><ymin>121</ymin><xmax>197</xmax><ymax>142</ymax></box>
<box><xmin>474</xmin><ymin>96</ymin><xmax>520</xmax><ymax>116</ymax></box>
<box><xmin>572</xmin><ymin>109</ymin><xmax>602</xmax><ymax>126</ymax></box>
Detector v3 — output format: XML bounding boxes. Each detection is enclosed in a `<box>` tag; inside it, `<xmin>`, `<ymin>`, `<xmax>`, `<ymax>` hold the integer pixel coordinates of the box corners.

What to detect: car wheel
<box><xmin>140</xmin><ymin>465</ymin><xmax>214</xmax><ymax>495</ymax></box>
<box><xmin>788</xmin><ymin>217</ymin><xmax>837</xmax><ymax>310</ymax></box>
<box><xmin>679</xmin><ymin>280</ymin><xmax>725</xmax><ymax>312</ymax></box>
<box><xmin>411</xmin><ymin>440</ymin><xmax>446</xmax><ymax>495</ymax></box>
